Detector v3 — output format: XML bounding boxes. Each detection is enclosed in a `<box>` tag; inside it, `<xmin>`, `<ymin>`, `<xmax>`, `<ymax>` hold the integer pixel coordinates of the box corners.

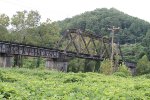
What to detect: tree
<box><xmin>11</xmin><ymin>11</ymin><xmax>27</xmax><ymax>31</ymax></box>
<box><xmin>0</xmin><ymin>14</ymin><xmax>10</xmax><ymax>27</ymax></box>
<box><xmin>35</xmin><ymin>19</ymin><xmax>60</xmax><ymax>47</ymax></box>
<box><xmin>11</xmin><ymin>10</ymin><xmax>41</xmax><ymax>43</ymax></box>
<box><xmin>142</xmin><ymin>29</ymin><xmax>150</xmax><ymax>60</ymax></box>
<box><xmin>11</xmin><ymin>10</ymin><xmax>41</xmax><ymax>67</ymax></box>
<box><xmin>0</xmin><ymin>14</ymin><xmax>10</xmax><ymax>41</ymax></box>
<box><xmin>26</xmin><ymin>10</ymin><xmax>41</xmax><ymax>28</ymax></box>
<box><xmin>136</xmin><ymin>55</ymin><xmax>150</xmax><ymax>75</ymax></box>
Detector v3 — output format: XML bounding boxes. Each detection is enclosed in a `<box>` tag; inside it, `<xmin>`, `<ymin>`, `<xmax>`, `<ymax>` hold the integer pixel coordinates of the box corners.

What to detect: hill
<box><xmin>0</xmin><ymin>68</ymin><xmax>150</xmax><ymax>99</ymax></box>
<box><xmin>57</xmin><ymin>8</ymin><xmax>150</xmax><ymax>44</ymax></box>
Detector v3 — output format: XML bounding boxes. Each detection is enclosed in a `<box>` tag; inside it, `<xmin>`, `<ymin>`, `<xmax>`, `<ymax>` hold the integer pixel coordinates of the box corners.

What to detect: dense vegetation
<box><xmin>57</xmin><ymin>8</ymin><xmax>150</xmax><ymax>44</ymax></box>
<box><xmin>0</xmin><ymin>68</ymin><xmax>150</xmax><ymax>99</ymax></box>
<box><xmin>0</xmin><ymin>10</ymin><xmax>60</xmax><ymax>47</ymax></box>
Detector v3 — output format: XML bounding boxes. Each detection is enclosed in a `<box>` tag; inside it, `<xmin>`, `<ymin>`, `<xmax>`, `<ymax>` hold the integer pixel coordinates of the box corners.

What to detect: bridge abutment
<box><xmin>0</xmin><ymin>54</ymin><xmax>13</xmax><ymax>67</ymax></box>
<box><xmin>45</xmin><ymin>58</ymin><xmax>68</xmax><ymax>72</ymax></box>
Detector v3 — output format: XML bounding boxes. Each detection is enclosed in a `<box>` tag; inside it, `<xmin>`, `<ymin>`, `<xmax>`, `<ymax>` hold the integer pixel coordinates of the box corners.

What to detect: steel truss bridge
<box><xmin>0</xmin><ymin>29</ymin><xmax>136</xmax><ymax>69</ymax></box>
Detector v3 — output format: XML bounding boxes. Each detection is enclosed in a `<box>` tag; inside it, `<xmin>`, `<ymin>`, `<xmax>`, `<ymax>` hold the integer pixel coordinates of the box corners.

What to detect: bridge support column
<box><xmin>0</xmin><ymin>54</ymin><xmax>13</xmax><ymax>67</ymax></box>
<box><xmin>45</xmin><ymin>58</ymin><xmax>68</xmax><ymax>72</ymax></box>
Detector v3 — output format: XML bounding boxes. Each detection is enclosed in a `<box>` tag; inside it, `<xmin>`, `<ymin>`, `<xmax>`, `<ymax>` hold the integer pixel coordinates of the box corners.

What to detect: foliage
<box><xmin>68</xmin><ymin>58</ymin><xmax>85</xmax><ymax>72</ymax></box>
<box><xmin>114</xmin><ymin>64</ymin><xmax>131</xmax><ymax>77</ymax></box>
<box><xmin>0</xmin><ymin>14</ymin><xmax>10</xmax><ymax>41</ymax></box>
<box><xmin>84</xmin><ymin>59</ymin><xmax>95</xmax><ymax>72</ymax></box>
<box><xmin>36</xmin><ymin>21</ymin><xmax>60</xmax><ymax>47</ymax></box>
<box><xmin>57</xmin><ymin>8</ymin><xmax>150</xmax><ymax>44</ymax></box>
<box><xmin>100</xmin><ymin>59</ymin><xmax>113</xmax><ymax>75</ymax></box>
<box><xmin>0</xmin><ymin>11</ymin><xmax>60</xmax><ymax>47</ymax></box>
<box><xmin>121</xmin><ymin>43</ymin><xmax>145</xmax><ymax>62</ymax></box>
<box><xmin>136</xmin><ymin>55</ymin><xmax>150</xmax><ymax>75</ymax></box>
<box><xmin>0</xmin><ymin>68</ymin><xmax>150</xmax><ymax>99</ymax></box>
<box><xmin>142</xmin><ymin>29</ymin><xmax>150</xmax><ymax>60</ymax></box>
<box><xmin>22</xmin><ymin>57</ymin><xmax>45</xmax><ymax>69</ymax></box>
<box><xmin>0</xmin><ymin>25</ymin><xmax>9</xmax><ymax>40</ymax></box>
<box><xmin>0</xmin><ymin>10</ymin><xmax>60</xmax><ymax>69</ymax></box>
<box><xmin>0</xmin><ymin>14</ymin><xmax>10</xmax><ymax>27</ymax></box>
<box><xmin>113</xmin><ymin>72</ymin><xmax>128</xmax><ymax>77</ymax></box>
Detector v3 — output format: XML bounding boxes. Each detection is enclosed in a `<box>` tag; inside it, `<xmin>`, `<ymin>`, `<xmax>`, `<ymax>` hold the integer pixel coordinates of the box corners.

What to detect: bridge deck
<box><xmin>0</xmin><ymin>41</ymin><xmax>103</xmax><ymax>60</ymax></box>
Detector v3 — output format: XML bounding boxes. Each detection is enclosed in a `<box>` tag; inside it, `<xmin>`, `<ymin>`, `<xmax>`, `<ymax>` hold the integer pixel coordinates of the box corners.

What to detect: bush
<box><xmin>117</xmin><ymin>64</ymin><xmax>131</xmax><ymax>76</ymax></box>
<box><xmin>100</xmin><ymin>59</ymin><xmax>113</xmax><ymax>75</ymax></box>
<box><xmin>136</xmin><ymin>55</ymin><xmax>150</xmax><ymax>75</ymax></box>
<box><xmin>68</xmin><ymin>58</ymin><xmax>85</xmax><ymax>72</ymax></box>
<box><xmin>144</xmin><ymin>74</ymin><xmax>150</xmax><ymax>79</ymax></box>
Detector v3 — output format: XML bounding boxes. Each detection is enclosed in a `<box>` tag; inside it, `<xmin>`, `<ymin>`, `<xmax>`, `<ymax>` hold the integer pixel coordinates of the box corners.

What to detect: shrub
<box><xmin>68</xmin><ymin>58</ymin><xmax>85</xmax><ymax>72</ymax></box>
<box><xmin>144</xmin><ymin>74</ymin><xmax>150</xmax><ymax>79</ymax></box>
<box><xmin>100</xmin><ymin>59</ymin><xmax>113</xmax><ymax>75</ymax></box>
<box><xmin>136</xmin><ymin>55</ymin><xmax>150</xmax><ymax>75</ymax></box>
<box><xmin>117</xmin><ymin>64</ymin><xmax>131</xmax><ymax>76</ymax></box>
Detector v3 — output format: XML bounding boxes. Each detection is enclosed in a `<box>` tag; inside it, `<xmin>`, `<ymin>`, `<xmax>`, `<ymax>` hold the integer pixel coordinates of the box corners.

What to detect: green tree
<box><xmin>35</xmin><ymin>19</ymin><xmax>60</xmax><ymax>47</ymax></box>
<box><xmin>0</xmin><ymin>25</ymin><xmax>9</xmax><ymax>40</ymax></box>
<box><xmin>26</xmin><ymin>10</ymin><xmax>41</xmax><ymax>28</ymax></box>
<box><xmin>11</xmin><ymin>11</ymin><xmax>27</xmax><ymax>31</ymax></box>
<box><xmin>0</xmin><ymin>14</ymin><xmax>10</xmax><ymax>41</ymax></box>
<box><xmin>142</xmin><ymin>29</ymin><xmax>150</xmax><ymax>60</ymax></box>
<box><xmin>11</xmin><ymin>10</ymin><xmax>41</xmax><ymax>43</ymax></box>
<box><xmin>137</xmin><ymin>55</ymin><xmax>150</xmax><ymax>75</ymax></box>
<box><xmin>11</xmin><ymin>10</ymin><xmax>41</xmax><ymax>67</ymax></box>
<box><xmin>0</xmin><ymin>14</ymin><xmax>10</xmax><ymax>27</ymax></box>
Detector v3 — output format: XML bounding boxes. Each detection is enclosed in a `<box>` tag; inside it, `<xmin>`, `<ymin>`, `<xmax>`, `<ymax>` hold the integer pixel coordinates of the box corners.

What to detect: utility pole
<box><xmin>108</xmin><ymin>26</ymin><xmax>120</xmax><ymax>68</ymax></box>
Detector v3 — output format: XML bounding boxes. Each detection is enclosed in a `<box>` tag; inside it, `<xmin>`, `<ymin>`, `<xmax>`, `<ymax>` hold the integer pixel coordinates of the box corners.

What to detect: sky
<box><xmin>0</xmin><ymin>0</ymin><xmax>150</xmax><ymax>22</ymax></box>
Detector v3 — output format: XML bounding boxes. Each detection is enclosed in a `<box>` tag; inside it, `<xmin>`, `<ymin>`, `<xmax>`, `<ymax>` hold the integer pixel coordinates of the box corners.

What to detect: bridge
<box><xmin>0</xmin><ymin>29</ymin><xmax>136</xmax><ymax>73</ymax></box>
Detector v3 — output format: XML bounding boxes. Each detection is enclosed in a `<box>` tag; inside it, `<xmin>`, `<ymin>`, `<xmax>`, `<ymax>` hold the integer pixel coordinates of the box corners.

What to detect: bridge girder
<box><xmin>55</xmin><ymin>29</ymin><xmax>112</xmax><ymax>60</ymax></box>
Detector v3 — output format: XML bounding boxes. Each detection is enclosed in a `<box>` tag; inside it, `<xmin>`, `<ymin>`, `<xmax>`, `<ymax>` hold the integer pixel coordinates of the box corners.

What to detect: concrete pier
<box><xmin>0</xmin><ymin>54</ymin><xmax>13</xmax><ymax>67</ymax></box>
<box><xmin>45</xmin><ymin>58</ymin><xmax>68</xmax><ymax>72</ymax></box>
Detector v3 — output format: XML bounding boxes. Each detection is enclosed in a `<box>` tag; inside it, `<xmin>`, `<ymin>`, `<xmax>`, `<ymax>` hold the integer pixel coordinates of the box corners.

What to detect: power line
<box><xmin>0</xmin><ymin>0</ymin><xmax>34</xmax><ymax>10</ymax></box>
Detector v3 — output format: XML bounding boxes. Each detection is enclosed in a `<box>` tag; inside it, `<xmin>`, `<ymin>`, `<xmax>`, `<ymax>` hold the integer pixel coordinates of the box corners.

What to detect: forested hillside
<box><xmin>57</xmin><ymin>8</ymin><xmax>150</xmax><ymax>44</ymax></box>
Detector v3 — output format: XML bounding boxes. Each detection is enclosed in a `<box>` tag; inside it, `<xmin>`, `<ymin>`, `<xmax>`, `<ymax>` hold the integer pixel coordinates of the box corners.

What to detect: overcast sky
<box><xmin>0</xmin><ymin>0</ymin><xmax>150</xmax><ymax>22</ymax></box>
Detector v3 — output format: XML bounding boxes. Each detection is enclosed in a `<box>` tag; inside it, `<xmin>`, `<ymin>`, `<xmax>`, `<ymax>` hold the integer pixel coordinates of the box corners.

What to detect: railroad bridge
<box><xmin>0</xmin><ymin>29</ymin><xmax>136</xmax><ymax>73</ymax></box>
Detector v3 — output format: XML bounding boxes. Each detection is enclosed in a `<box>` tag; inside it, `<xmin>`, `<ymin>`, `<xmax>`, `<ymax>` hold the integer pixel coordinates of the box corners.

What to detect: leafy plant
<box><xmin>0</xmin><ymin>68</ymin><xmax>150</xmax><ymax>99</ymax></box>
<box><xmin>100</xmin><ymin>59</ymin><xmax>113</xmax><ymax>75</ymax></box>
<box><xmin>137</xmin><ymin>55</ymin><xmax>150</xmax><ymax>75</ymax></box>
<box><xmin>116</xmin><ymin>63</ymin><xmax>132</xmax><ymax>76</ymax></box>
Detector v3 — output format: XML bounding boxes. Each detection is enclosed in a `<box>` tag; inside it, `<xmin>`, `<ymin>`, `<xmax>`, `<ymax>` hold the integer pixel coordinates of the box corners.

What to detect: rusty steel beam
<box><xmin>67</xmin><ymin>29</ymin><xmax>110</xmax><ymax>42</ymax></box>
<box><xmin>55</xmin><ymin>29</ymin><xmax>112</xmax><ymax>60</ymax></box>
<box><xmin>0</xmin><ymin>41</ymin><xmax>104</xmax><ymax>60</ymax></box>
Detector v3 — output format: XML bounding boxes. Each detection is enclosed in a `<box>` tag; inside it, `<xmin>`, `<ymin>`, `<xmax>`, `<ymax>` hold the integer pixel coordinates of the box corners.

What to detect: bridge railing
<box><xmin>0</xmin><ymin>41</ymin><xmax>104</xmax><ymax>60</ymax></box>
<box><xmin>0</xmin><ymin>41</ymin><xmax>60</xmax><ymax>58</ymax></box>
